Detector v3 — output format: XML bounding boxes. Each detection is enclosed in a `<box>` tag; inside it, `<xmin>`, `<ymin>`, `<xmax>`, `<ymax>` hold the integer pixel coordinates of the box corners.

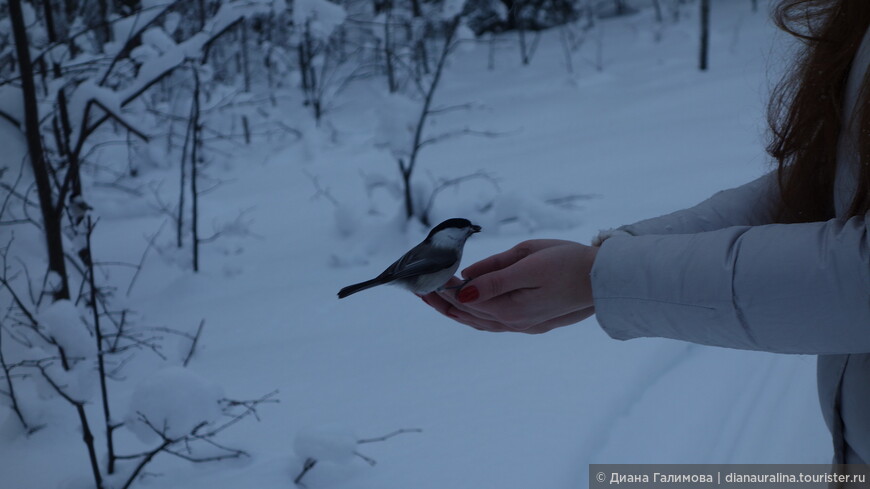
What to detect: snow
<box><xmin>0</xmin><ymin>93</ymin><xmax>26</xmax><ymax>167</ymax></box>
<box><xmin>37</xmin><ymin>359</ymin><xmax>97</xmax><ymax>404</ymax></box>
<box><xmin>456</xmin><ymin>23</ymin><xmax>477</xmax><ymax>48</ymax></box>
<box><xmin>130</xmin><ymin>44</ymin><xmax>160</xmax><ymax>64</ymax></box>
<box><xmin>124</xmin><ymin>367</ymin><xmax>224</xmax><ymax>443</ymax></box>
<box><xmin>0</xmin><ymin>84</ymin><xmax>23</xmax><ymax>124</ymax></box>
<box><xmin>141</xmin><ymin>26</ymin><xmax>178</xmax><ymax>55</ymax></box>
<box><xmin>118</xmin><ymin>45</ymin><xmax>186</xmax><ymax>102</ymax></box>
<box><xmin>372</xmin><ymin>93</ymin><xmax>419</xmax><ymax>161</ymax></box>
<box><xmin>160</xmin><ymin>12</ymin><xmax>180</xmax><ymax>35</ymax></box>
<box><xmin>294</xmin><ymin>424</ymin><xmax>358</xmax><ymax>463</ymax></box>
<box><xmin>141</xmin><ymin>0</ymin><xmax>174</xmax><ymax>9</ymax></box>
<box><xmin>67</xmin><ymin>80</ymin><xmax>126</xmax><ymax>148</ymax></box>
<box><xmin>37</xmin><ymin>300</ymin><xmax>94</xmax><ymax>360</ymax></box>
<box><xmin>487</xmin><ymin>189</ymin><xmax>581</xmax><ymax>232</ymax></box>
<box><xmin>293</xmin><ymin>0</ymin><xmax>347</xmax><ymax>40</ymax></box>
<box><xmin>111</xmin><ymin>3</ymin><xmax>170</xmax><ymax>48</ymax></box>
<box><xmin>442</xmin><ymin>0</ymin><xmax>467</xmax><ymax>20</ymax></box>
<box><xmin>117</xmin><ymin>0</ymin><xmax>274</xmax><ymax>104</ymax></box>
<box><xmin>0</xmin><ymin>1</ymin><xmax>833</xmax><ymax>489</ymax></box>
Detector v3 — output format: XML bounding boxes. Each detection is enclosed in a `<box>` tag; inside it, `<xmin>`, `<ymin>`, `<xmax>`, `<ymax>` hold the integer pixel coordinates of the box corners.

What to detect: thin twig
<box><xmin>90</xmin><ymin>99</ymin><xmax>150</xmax><ymax>142</ymax></box>
<box><xmin>0</xmin><ymin>318</ymin><xmax>30</xmax><ymax>431</ymax></box>
<box><xmin>353</xmin><ymin>450</ymin><xmax>377</xmax><ymax>466</ymax></box>
<box><xmin>294</xmin><ymin>458</ymin><xmax>317</xmax><ymax>486</ymax></box>
<box><xmin>357</xmin><ymin>428</ymin><xmax>423</xmax><ymax>444</ymax></box>
<box><xmin>127</xmin><ymin>220</ymin><xmax>167</xmax><ymax>297</ymax></box>
<box><xmin>182</xmin><ymin>319</ymin><xmax>205</xmax><ymax>367</ymax></box>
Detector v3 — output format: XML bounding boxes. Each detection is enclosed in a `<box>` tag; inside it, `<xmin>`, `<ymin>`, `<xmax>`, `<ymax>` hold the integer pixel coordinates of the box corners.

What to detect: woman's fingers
<box><xmin>421</xmin><ymin>293</ymin><xmax>501</xmax><ymax>330</ymax></box>
<box><xmin>460</xmin><ymin>244</ymin><xmax>533</xmax><ymax>280</ymax></box>
<box><xmin>423</xmin><ymin>292</ymin><xmax>595</xmax><ymax>333</ymax></box>
<box><xmin>424</xmin><ymin>290</ymin><xmax>499</xmax><ymax>321</ymax></box>
<box><xmin>455</xmin><ymin>255</ymin><xmax>543</xmax><ymax>305</ymax></box>
<box><xmin>459</xmin><ymin>239</ymin><xmax>568</xmax><ymax>279</ymax></box>
<box><xmin>421</xmin><ymin>239</ymin><xmax>598</xmax><ymax>334</ymax></box>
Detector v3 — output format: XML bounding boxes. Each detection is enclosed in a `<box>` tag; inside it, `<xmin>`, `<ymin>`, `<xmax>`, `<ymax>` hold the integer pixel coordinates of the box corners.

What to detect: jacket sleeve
<box><xmin>591</xmin><ymin>215</ymin><xmax>870</xmax><ymax>354</ymax></box>
<box><xmin>595</xmin><ymin>171</ymin><xmax>780</xmax><ymax>243</ymax></box>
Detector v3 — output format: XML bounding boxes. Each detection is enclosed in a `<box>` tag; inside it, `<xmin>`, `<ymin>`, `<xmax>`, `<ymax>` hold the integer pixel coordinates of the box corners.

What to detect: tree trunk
<box><xmin>191</xmin><ymin>69</ymin><xmax>202</xmax><ymax>272</ymax></box>
<box><xmin>9</xmin><ymin>0</ymin><xmax>70</xmax><ymax>300</ymax></box>
<box><xmin>97</xmin><ymin>0</ymin><xmax>112</xmax><ymax>47</ymax></box>
<box><xmin>699</xmin><ymin>0</ymin><xmax>710</xmax><ymax>71</ymax></box>
<box><xmin>402</xmin><ymin>18</ymin><xmax>460</xmax><ymax>224</ymax></box>
<box><xmin>384</xmin><ymin>13</ymin><xmax>397</xmax><ymax>92</ymax></box>
<box><xmin>241</xmin><ymin>21</ymin><xmax>251</xmax><ymax>144</ymax></box>
<box><xmin>401</xmin><ymin>165</ymin><xmax>414</xmax><ymax>221</ymax></box>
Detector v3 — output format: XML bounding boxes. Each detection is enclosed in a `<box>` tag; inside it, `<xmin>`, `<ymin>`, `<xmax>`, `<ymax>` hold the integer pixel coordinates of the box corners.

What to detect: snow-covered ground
<box><xmin>1</xmin><ymin>1</ymin><xmax>832</xmax><ymax>488</ymax></box>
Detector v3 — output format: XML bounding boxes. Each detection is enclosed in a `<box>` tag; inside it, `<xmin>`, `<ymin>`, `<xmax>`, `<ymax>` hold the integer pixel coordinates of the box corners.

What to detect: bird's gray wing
<box><xmin>379</xmin><ymin>245</ymin><xmax>457</xmax><ymax>281</ymax></box>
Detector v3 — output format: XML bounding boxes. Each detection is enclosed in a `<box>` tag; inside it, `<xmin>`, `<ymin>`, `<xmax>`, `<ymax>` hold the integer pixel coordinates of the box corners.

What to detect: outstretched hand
<box><xmin>421</xmin><ymin>239</ymin><xmax>598</xmax><ymax>334</ymax></box>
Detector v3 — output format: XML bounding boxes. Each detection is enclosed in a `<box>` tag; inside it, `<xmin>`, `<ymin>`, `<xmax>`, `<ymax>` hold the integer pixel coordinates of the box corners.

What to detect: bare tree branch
<box><xmin>90</xmin><ymin>99</ymin><xmax>150</xmax><ymax>142</ymax></box>
<box><xmin>418</xmin><ymin>128</ymin><xmax>504</xmax><ymax>150</ymax></box>
<box><xmin>421</xmin><ymin>171</ymin><xmax>500</xmax><ymax>221</ymax></box>
<box><xmin>0</xmin><ymin>318</ymin><xmax>33</xmax><ymax>432</ymax></box>
<box><xmin>357</xmin><ymin>427</ymin><xmax>423</xmax><ymax>444</ymax></box>
<box><xmin>182</xmin><ymin>320</ymin><xmax>205</xmax><ymax>367</ymax></box>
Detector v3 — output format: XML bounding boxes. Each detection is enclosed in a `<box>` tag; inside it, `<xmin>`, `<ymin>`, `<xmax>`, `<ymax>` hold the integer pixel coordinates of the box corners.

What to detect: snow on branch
<box><xmin>117</xmin><ymin>368</ymin><xmax>278</xmax><ymax>488</ymax></box>
<box><xmin>293</xmin><ymin>426</ymin><xmax>422</xmax><ymax>487</ymax></box>
<box><xmin>293</xmin><ymin>0</ymin><xmax>347</xmax><ymax>40</ymax></box>
<box><xmin>71</xmin><ymin>0</ymin><xmax>275</xmax><ymax>160</ymax></box>
<box><xmin>99</xmin><ymin>2</ymin><xmax>178</xmax><ymax>86</ymax></box>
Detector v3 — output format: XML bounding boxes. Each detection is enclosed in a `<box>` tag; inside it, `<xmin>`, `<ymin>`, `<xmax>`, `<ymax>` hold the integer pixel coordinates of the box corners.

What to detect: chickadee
<box><xmin>338</xmin><ymin>218</ymin><xmax>481</xmax><ymax>299</ymax></box>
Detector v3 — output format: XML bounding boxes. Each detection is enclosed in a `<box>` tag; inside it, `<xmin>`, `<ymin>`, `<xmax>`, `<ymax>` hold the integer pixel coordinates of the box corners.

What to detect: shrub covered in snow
<box><xmin>125</xmin><ymin>366</ymin><xmax>224</xmax><ymax>443</ymax></box>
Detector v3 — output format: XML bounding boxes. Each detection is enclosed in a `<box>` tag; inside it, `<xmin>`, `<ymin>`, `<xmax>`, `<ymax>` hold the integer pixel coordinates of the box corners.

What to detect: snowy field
<box><xmin>1</xmin><ymin>1</ymin><xmax>833</xmax><ymax>488</ymax></box>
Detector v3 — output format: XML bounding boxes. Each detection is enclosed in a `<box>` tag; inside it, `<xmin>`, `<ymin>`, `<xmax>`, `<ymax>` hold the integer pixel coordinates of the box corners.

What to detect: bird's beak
<box><xmin>471</xmin><ymin>225</ymin><xmax>482</xmax><ymax>233</ymax></box>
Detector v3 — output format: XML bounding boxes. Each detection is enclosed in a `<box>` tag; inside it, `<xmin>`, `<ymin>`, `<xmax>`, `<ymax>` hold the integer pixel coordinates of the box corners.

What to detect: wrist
<box><xmin>586</xmin><ymin>245</ymin><xmax>598</xmax><ymax>308</ymax></box>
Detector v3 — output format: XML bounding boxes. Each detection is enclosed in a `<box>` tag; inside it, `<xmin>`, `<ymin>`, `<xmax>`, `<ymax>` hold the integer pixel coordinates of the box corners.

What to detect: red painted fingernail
<box><xmin>457</xmin><ymin>286</ymin><xmax>479</xmax><ymax>303</ymax></box>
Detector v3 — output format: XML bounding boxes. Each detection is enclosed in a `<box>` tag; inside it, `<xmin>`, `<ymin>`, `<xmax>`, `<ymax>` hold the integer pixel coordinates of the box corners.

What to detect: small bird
<box><xmin>338</xmin><ymin>218</ymin><xmax>481</xmax><ymax>299</ymax></box>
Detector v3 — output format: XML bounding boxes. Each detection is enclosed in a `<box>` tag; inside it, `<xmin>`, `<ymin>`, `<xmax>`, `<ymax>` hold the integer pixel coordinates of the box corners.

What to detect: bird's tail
<box><xmin>337</xmin><ymin>278</ymin><xmax>385</xmax><ymax>299</ymax></box>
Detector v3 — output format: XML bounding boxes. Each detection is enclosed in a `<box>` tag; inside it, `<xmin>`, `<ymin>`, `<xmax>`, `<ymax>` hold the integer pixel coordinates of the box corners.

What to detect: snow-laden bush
<box><xmin>125</xmin><ymin>366</ymin><xmax>224</xmax><ymax>443</ymax></box>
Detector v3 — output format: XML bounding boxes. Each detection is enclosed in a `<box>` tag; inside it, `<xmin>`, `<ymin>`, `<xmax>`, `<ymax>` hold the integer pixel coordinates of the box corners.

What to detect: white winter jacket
<box><xmin>590</xmin><ymin>28</ymin><xmax>870</xmax><ymax>463</ymax></box>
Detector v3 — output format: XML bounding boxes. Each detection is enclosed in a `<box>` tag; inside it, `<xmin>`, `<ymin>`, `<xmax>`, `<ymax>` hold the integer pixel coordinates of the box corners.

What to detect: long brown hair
<box><xmin>767</xmin><ymin>0</ymin><xmax>870</xmax><ymax>222</ymax></box>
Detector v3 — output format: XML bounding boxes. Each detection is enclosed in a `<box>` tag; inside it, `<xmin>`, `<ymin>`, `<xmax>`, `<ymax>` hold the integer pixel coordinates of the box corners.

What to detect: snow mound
<box><xmin>125</xmin><ymin>366</ymin><xmax>224</xmax><ymax>443</ymax></box>
<box><xmin>37</xmin><ymin>300</ymin><xmax>95</xmax><ymax>359</ymax></box>
<box><xmin>294</xmin><ymin>424</ymin><xmax>357</xmax><ymax>463</ymax></box>
<box><xmin>35</xmin><ymin>359</ymin><xmax>97</xmax><ymax>403</ymax></box>
<box><xmin>486</xmin><ymin>190</ymin><xmax>582</xmax><ymax>233</ymax></box>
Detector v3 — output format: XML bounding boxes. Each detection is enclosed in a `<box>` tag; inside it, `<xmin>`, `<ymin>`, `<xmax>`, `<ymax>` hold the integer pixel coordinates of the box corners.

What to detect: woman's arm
<box><xmin>595</xmin><ymin>171</ymin><xmax>780</xmax><ymax>243</ymax></box>
<box><xmin>593</xmin><ymin>215</ymin><xmax>870</xmax><ymax>354</ymax></box>
<box><xmin>424</xmin><ymin>214</ymin><xmax>870</xmax><ymax>354</ymax></box>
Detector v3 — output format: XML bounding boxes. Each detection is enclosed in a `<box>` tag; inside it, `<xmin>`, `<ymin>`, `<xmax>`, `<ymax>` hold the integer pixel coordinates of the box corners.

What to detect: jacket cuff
<box><xmin>591</xmin><ymin>227</ymin><xmax>633</xmax><ymax>247</ymax></box>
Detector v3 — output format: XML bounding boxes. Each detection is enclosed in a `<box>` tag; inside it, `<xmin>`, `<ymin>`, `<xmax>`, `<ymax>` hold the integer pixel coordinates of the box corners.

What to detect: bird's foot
<box><xmin>439</xmin><ymin>278</ymin><xmax>472</xmax><ymax>292</ymax></box>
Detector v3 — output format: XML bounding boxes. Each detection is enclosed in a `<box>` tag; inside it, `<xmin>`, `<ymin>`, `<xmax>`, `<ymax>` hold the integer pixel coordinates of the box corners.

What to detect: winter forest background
<box><xmin>0</xmin><ymin>0</ymin><xmax>831</xmax><ymax>488</ymax></box>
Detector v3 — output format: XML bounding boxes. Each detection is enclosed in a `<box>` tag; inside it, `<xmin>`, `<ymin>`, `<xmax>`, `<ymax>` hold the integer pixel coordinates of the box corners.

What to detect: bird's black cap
<box><xmin>425</xmin><ymin>218</ymin><xmax>481</xmax><ymax>240</ymax></box>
